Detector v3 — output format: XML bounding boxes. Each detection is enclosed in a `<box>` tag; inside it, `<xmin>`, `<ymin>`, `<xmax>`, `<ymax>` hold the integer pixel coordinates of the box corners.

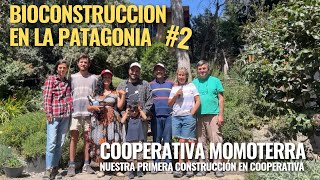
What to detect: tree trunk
<box><xmin>171</xmin><ymin>0</ymin><xmax>192</xmax><ymax>81</ymax></box>
<box><xmin>221</xmin><ymin>49</ymin><xmax>229</xmax><ymax>79</ymax></box>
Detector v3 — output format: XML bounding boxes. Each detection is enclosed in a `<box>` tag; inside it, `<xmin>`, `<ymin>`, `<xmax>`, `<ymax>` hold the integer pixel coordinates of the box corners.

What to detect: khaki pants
<box><xmin>197</xmin><ymin>114</ymin><xmax>223</xmax><ymax>162</ymax></box>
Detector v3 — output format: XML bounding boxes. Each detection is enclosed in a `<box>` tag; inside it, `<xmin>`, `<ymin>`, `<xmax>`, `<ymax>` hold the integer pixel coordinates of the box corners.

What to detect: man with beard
<box><xmin>67</xmin><ymin>54</ymin><xmax>98</xmax><ymax>177</ymax></box>
<box><xmin>149</xmin><ymin>63</ymin><xmax>173</xmax><ymax>173</ymax></box>
<box><xmin>117</xmin><ymin>62</ymin><xmax>153</xmax><ymax>142</ymax></box>
<box><xmin>192</xmin><ymin>60</ymin><xmax>225</xmax><ymax>177</ymax></box>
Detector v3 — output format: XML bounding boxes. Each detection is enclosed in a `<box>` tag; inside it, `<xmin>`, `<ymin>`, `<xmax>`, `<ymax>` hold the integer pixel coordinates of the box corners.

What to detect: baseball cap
<box><xmin>130</xmin><ymin>62</ymin><xmax>141</xmax><ymax>69</ymax></box>
<box><xmin>153</xmin><ymin>63</ymin><xmax>165</xmax><ymax>71</ymax></box>
<box><xmin>100</xmin><ymin>69</ymin><xmax>113</xmax><ymax>76</ymax></box>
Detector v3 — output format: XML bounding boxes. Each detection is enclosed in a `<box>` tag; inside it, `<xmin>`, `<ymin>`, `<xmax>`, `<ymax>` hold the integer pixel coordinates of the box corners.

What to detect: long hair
<box><xmin>52</xmin><ymin>59</ymin><xmax>68</xmax><ymax>75</ymax></box>
<box><xmin>174</xmin><ymin>67</ymin><xmax>191</xmax><ymax>85</ymax></box>
<box><xmin>94</xmin><ymin>76</ymin><xmax>115</xmax><ymax>96</ymax></box>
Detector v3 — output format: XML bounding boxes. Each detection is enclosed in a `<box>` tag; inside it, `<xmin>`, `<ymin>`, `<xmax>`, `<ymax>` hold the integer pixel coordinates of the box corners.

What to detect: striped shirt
<box><xmin>71</xmin><ymin>72</ymin><xmax>98</xmax><ymax>117</ymax></box>
<box><xmin>149</xmin><ymin>79</ymin><xmax>174</xmax><ymax>116</ymax></box>
<box><xmin>169</xmin><ymin>83</ymin><xmax>199</xmax><ymax>116</ymax></box>
<box><xmin>43</xmin><ymin>75</ymin><xmax>72</xmax><ymax>118</ymax></box>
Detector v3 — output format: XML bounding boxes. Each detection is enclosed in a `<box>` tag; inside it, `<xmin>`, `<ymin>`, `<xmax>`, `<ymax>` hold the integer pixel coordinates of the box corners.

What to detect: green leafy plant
<box><xmin>140</xmin><ymin>42</ymin><xmax>177</xmax><ymax>81</ymax></box>
<box><xmin>239</xmin><ymin>0</ymin><xmax>320</xmax><ymax>135</ymax></box>
<box><xmin>4</xmin><ymin>156</ymin><xmax>24</xmax><ymax>168</ymax></box>
<box><xmin>22</xmin><ymin>131</ymin><xmax>46</xmax><ymax>159</ymax></box>
<box><xmin>0</xmin><ymin>97</ymin><xmax>27</xmax><ymax>124</ymax></box>
<box><xmin>222</xmin><ymin>77</ymin><xmax>262</xmax><ymax>143</ymax></box>
<box><xmin>0</xmin><ymin>145</ymin><xmax>12</xmax><ymax>174</ymax></box>
<box><xmin>0</xmin><ymin>111</ymin><xmax>46</xmax><ymax>151</ymax></box>
<box><xmin>246</xmin><ymin>161</ymin><xmax>320</xmax><ymax>180</ymax></box>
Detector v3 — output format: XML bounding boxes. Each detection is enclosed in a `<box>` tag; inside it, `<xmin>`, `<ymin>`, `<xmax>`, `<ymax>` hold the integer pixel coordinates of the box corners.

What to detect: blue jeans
<box><xmin>151</xmin><ymin>116</ymin><xmax>172</xmax><ymax>163</ymax></box>
<box><xmin>46</xmin><ymin>117</ymin><xmax>70</xmax><ymax>169</ymax></box>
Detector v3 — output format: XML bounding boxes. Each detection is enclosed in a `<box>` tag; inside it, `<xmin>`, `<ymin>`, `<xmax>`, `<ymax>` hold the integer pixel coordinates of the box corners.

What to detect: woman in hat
<box><xmin>87</xmin><ymin>69</ymin><xmax>126</xmax><ymax>178</ymax></box>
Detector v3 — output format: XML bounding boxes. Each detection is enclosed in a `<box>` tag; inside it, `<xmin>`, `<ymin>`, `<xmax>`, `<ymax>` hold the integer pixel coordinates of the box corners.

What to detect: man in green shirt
<box><xmin>193</xmin><ymin>60</ymin><xmax>225</xmax><ymax>177</ymax></box>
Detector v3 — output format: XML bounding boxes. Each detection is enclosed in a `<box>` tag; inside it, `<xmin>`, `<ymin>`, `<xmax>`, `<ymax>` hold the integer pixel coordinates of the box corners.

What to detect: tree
<box><xmin>171</xmin><ymin>0</ymin><xmax>192</xmax><ymax>80</ymax></box>
<box><xmin>240</xmin><ymin>0</ymin><xmax>320</xmax><ymax>132</ymax></box>
<box><xmin>140</xmin><ymin>42</ymin><xmax>177</xmax><ymax>81</ymax></box>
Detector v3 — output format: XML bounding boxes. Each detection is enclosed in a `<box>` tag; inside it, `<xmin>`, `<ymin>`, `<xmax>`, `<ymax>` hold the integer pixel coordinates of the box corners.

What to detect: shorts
<box><xmin>70</xmin><ymin>116</ymin><xmax>90</xmax><ymax>131</ymax></box>
<box><xmin>172</xmin><ymin>115</ymin><xmax>196</xmax><ymax>140</ymax></box>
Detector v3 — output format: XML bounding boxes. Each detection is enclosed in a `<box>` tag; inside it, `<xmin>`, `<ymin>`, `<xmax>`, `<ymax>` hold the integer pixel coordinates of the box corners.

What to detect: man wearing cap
<box><xmin>193</xmin><ymin>60</ymin><xmax>225</xmax><ymax>177</ymax></box>
<box><xmin>149</xmin><ymin>63</ymin><xmax>174</xmax><ymax>171</ymax></box>
<box><xmin>67</xmin><ymin>54</ymin><xmax>98</xmax><ymax>177</ymax></box>
<box><xmin>117</xmin><ymin>62</ymin><xmax>153</xmax><ymax>142</ymax></box>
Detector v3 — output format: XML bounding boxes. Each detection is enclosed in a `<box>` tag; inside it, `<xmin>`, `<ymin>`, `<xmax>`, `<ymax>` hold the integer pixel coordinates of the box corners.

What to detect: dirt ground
<box><xmin>0</xmin><ymin>170</ymin><xmax>246</xmax><ymax>180</ymax></box>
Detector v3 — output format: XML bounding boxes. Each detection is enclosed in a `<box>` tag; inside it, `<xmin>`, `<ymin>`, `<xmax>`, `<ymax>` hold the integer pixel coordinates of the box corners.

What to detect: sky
<box><xmin>130</xmin><ymin>0</ymin><xmax>224</xmax><ymax>17</ymax></box>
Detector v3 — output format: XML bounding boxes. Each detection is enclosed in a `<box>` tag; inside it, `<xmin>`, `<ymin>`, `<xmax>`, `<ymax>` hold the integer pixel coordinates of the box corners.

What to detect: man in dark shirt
<box><xmin>117</xmin><ymin>62</ymin><xmax>153</xmax><ymax>142</ymax></box>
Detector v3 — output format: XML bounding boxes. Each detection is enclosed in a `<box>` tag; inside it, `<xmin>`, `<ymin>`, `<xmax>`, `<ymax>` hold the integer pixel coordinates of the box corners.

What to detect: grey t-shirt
<box><xmin>71</xmin><ymin>72</ymin><xmax>98</xmax><ymax>117</ymax></box>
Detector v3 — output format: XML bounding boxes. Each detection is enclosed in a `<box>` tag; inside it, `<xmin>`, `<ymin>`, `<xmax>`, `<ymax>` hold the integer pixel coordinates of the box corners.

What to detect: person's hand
<box><xmin>175</xmin><ymin>89</ymin><xmax>183</xmax><ymax>97</ymax></box>
<box><xmin>46</xmin><ymin>114</ymin><xmax>53</xmax><ymax>122</ymax></box>
<box><xmin>190</xmin><ymin>109</ymin><xmax>196</xmax><ymax>116</ymax></box>
<box><xmin>90</xmin><ymin>105</ymin><xmax>103</xmax><ymax>112</ymax></box>
<box><xmin>117</xmin><ymin>89</ymin><xmax>125</xmax><ymax>97</ymax></box>
<box><xmin>137</xmin><ymin>105</ymin><xmax>143</xmax><ymax>112</ymax></box>
<box><xmin>217</xmin><ymin>114</ymin><xmax>224</xmax><ymax>126</ymax></box>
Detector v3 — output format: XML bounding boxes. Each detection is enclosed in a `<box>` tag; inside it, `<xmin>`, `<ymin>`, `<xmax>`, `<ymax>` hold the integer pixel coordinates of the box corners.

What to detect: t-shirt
<box><xmin>149</xmin><ymin>79</ymin><xmax>174</xmax><ymax>117</ymax></box>
<box><xmin>193</xmin><ymin>76</ymin><xmax>224</xmax><ymax>114</ymax></box>
<box><xmin>169</xmin><ymin>83</ymin><xmax>199</xmax><ymax>116</ymax></box>
<box><xmin>71</xmin><ymin>72</ymin><xmax>98</xmax><ymax>117</ymax></box>
<box><xmin>126</xmin><ymin>117</ymin><xmax>145</xmax><ymax>142</ymax></box>
<box><xmin>125</xmin><ymin>82</ymin><xmax>139</xmax><ymax>107</ymax></box>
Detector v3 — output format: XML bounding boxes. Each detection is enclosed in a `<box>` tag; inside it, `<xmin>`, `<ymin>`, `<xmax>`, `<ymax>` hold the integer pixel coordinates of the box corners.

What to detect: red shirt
<box><xmin>43</xmin><ymin>75</ymin><xmax>73</xmax><ymax>118</ymax></box>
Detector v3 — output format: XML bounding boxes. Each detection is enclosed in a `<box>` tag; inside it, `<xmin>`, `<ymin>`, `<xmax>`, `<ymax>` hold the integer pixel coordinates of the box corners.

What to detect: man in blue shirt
<box><xmin>149</xmin><ymin>63</ymin><xmax>174</xmax><ymax>173</ymax></box>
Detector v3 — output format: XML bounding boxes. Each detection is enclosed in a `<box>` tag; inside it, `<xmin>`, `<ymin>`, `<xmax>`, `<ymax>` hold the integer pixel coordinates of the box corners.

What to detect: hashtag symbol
<box><xmin>166</xmin><ymin>25</ymin><xmax>180</xmax><ymax>47</ymax></box>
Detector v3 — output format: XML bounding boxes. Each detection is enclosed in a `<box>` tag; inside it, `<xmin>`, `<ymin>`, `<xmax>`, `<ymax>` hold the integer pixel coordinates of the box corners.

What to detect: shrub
<box><xmin>239</xmin><ymin>0</ymin><xmax>320</xmax><ymax>134</ymax></box>
<box><xmin>0</xmin><ymin>97</ymin><xmax>28</xmax><ymax>124</ymax></box>
<box><xmin>221</xmin><ymin>74</ymin><xmax>263</xmax><ymax>143</ymax></box>
<box><xmin>14</xmin><ymin>88</ymin><xmax>42</xmax><ymax>113</ymax></box>
<box><xmin>0</xmin><ymin>145</ymin><xmax>12</xmax><ymax>174</ymax></box>
<box><xmin>246</xmin><ymin>161</ymin><xmax>320</xmax><ymax>180</ymax></box>
<box><xmin>0</xmin><ymin>112</ymin><xmax>46</xmax><ymax>151</ymax></box>
<box><xmin>22</xmin><ymin>131</ymin><xmax>46</xmax><ymax>159</ymax></box>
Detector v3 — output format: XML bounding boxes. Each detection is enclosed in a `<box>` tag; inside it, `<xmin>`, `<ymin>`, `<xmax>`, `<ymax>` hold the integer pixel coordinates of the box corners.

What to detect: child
<box><xmin>168</xmin><ymin>67</ymin><xmax>201</xmax><ymax>178</ymax></box>
<box><xmin>121</xmin><ymin>103</ymin><xmax>147</xmax><ymax>179</ymax></box>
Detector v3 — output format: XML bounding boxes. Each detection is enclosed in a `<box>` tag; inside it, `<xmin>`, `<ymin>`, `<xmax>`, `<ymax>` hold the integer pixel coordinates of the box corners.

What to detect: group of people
<box><xmin>42</xmin><ymin>54</ymin><xmax>225</xmax><ymax>179</ymax></box>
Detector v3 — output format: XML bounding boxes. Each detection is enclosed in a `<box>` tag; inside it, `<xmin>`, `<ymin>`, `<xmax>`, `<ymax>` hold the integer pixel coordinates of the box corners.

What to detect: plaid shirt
<box><xmin>43</xmin><ymin>75</ymin><xmax>73</xmax><ymax>118</ymax></box>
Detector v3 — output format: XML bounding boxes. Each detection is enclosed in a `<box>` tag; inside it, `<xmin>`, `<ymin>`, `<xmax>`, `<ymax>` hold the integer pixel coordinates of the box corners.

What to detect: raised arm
<box><xmin>117</xmin><ymin>89</ymin><xmax>126</xmax><ymax>110</ymax></box>
<box><xmin>121</xmin><ymin>108</ymin><xmax>130</xmax><ymax>124</ymax></box>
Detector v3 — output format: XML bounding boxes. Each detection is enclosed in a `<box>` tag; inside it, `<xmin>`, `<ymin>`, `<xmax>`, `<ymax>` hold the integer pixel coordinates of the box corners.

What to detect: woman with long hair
<box><xmin>43</xmin><ymin>59</ymin><xmax>72</xmax><ymax>180</ymax></box>
<box><xmin>87</xmin><ymin>69</ymin><xmax>125</xmax><ymax>178</ymax></box>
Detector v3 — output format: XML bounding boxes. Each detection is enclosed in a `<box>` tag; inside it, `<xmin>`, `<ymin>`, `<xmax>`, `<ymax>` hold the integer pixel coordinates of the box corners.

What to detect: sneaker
<box><xmin>51</xmin><ymin>167</ymin><xmax>61</xmax><ymax>179</ymax></box>
<box><xmin>173</xmin><ymin>171</ymin><xmax>183</xmax><ymax>178</ymax></box>
<box><xmin>186</xmin><ymin>171</ymin><xmax>193</xmax><ymax>178</ymax></box>
<box><xmin>97</xmin><ymin>171</ymin><xmax>105</xmax><ymax>178</ymax></box>
<box><xmin>215</xmin><ymin>171</ymin><xmax>224</xmax><ymax>177</ymax></box>
<box><xmin>196</xmin><ymin>171</ymin><xmax>206</xmax><ymax>177</ymax></box>
<box><xmin>137</xmin><ymin>170</ymin><xmax>143</xmax><ymax>177</ymax></box>
<box><xmin>128</xmin><ymin>171</ymin><xmax>135</xmax><ymax>179</ymax></box>
<box><xmin>43</xmin><ymin>169</ymin><xmax>51</xmax><ymax>179</ymax></box>
<box><xmin>67</xmin><ymin>165</ymin><xmax>76</xmax><ymax>177</ymax></box>
<box><xmin>151</xmin><ymin>168</ymin><xmax>158</xmax><ymax>174</ymax></box>
<box><xmin>115</xmin><ymin>171</ymin><xmax>125</xmax><ymax>177</ymax></box>
<box><xmin>82</xmin><ymin>164</ymin><xmax>95</xmax><ymax>174</ymax></box>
